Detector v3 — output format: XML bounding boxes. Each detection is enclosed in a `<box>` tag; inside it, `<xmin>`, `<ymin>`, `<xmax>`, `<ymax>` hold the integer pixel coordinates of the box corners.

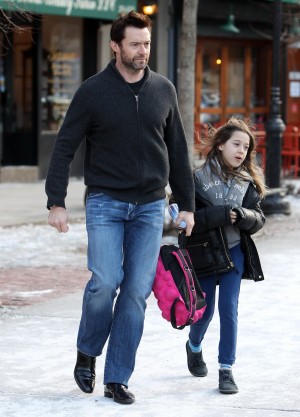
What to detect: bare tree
<box><xmin>0</xmin><ymin>8</ymin><xmax>33</xmax><ymax>43</ymax></box>
<box><xmin>177</xmin><ymin>0</ymin><xmax>199</xmax><ymax>166</ymax></box>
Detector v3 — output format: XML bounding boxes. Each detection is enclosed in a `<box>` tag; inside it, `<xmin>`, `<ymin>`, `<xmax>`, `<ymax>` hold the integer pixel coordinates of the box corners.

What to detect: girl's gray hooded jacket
<box><xmin>180</xmin><ymin>166</ymin><xmax>265</xmax><ymax>281</ymax></box>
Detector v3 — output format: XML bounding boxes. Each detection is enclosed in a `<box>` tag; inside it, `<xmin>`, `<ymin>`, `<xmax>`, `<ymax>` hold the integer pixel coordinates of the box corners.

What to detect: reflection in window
<box><xmin>0</xmin><ymin>33</ymin><xmax>4</xmax><ymax>162</ymax></box>
<box><xmin>200</xmin><ymin>43</ymin><xmax>221</xmax><ymax>124</ymax></box>
<box><xmin>251</xmin><ymin>47</ymin><xmax>268</xmax><ymax>124</ymax></box>
<box><xmin>227</xmin><ymin>46</ymin><xmax>244</xmax><ymax>107</ymax></box>
<box><xmin>0</xmin><ymin>45</ymin><xmax>5</xmax><ymax>93</ymax></box>
<box><xmin>42</xmin><ymin>16</ymin><xmax>82</xmax><ymax>131</ymax></box>
<box><xmin>10</xmin><ymin>29</ymin><xmax>33</xmax><ymax>132</ymax></box>
<box><xmin>196</xmin><ymin>40</ymin><xmax>270</xmax><ymax>126</ymax></box>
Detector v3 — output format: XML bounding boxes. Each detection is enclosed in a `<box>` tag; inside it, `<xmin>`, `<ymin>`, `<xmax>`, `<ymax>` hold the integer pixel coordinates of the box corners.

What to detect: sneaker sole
<box><xmin>219</xmin><ymin>388</ymin><xmax>238</xmax><ymax>394</ymax></box>
<box><xmin>189</xmin><ymin>370</ymin><xmax>208</xmax><ymax>377</ymax></box>
<box><xmin>186</xmin><ymin>342</ymin><xmax>208</xmax><ymax>377</ymax></box>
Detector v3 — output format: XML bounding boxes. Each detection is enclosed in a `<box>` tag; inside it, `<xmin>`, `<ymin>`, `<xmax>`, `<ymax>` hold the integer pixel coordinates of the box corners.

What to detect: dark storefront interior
<box><xmin>0</xmin><ymin>13</ymin><xmax>99</xmax><ymax>176</ymax></box>
<box><xmin>1</xmin><ymin>0</ymin><xmax>300</xmax><ymax>180</ymax></box>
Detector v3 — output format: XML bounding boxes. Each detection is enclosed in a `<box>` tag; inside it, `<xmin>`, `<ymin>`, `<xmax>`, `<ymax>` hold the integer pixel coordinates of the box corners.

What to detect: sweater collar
<box><xmin>108</xmin><ymin>59</ymin><xmax>150</xmax><ymax>85</ymax></box>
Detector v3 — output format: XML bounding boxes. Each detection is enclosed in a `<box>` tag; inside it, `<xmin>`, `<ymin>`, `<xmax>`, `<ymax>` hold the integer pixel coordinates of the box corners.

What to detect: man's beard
<box><xmin>120</xmin><ymin>51</ymin><xmax>149</xmax><ymax>71</ymax></box>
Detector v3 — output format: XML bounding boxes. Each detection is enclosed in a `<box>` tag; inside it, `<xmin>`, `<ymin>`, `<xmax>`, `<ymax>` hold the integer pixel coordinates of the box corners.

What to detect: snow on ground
<box><xmin>0</xmin><ymin>182</ymin><xmax>300</xmax><ymax>417</ymax></box>
<box><xmin>0</xmin><ymin>189</ymin><xmax>300</xmax><ymax>269</ymax></box>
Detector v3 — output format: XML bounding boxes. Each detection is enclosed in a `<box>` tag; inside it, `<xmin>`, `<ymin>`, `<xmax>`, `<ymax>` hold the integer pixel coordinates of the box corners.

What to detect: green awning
<box><xmin>0</xmin><ymin>0</ymin><xmax>137</xmax><ymax>20</ymax></box>
<box><xmin>264</xmin><ymin>0</ymin><xmax>300</xmax><ymax>4</ymax></box>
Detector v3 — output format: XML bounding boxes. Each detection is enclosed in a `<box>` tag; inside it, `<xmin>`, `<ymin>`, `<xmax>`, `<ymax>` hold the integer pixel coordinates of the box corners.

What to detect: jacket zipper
<box><xmin>135</xmin><ymin>94</ymin><xmax>142</xmax><ymax>203</ymax></box>
<box><xmin>187</xmin><ymin>242</ymin><xmax>209</xmax><ymax>248</ymax></box>
<box><xmin>135</xmin><ymin>94</ymin><xmax>139</xmax><ymax>111</ymax></box>
<box><xmin>243</xmin><ymin>235</ymin><xmax>255</xmax><ymax>276</ymax></box>
<box><xmin>219</xmin><ymin>228</ymin><xmax>234</xmax><ymax>269</ymax></box>
<box><xmin>196</xmin><ymin>194</ymin><xmax>233</xmax><ymax>269</ymax></box>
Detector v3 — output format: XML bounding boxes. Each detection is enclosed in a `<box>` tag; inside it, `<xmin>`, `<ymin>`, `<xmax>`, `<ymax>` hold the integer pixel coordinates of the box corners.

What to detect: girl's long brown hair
<box><xmin>198</xmin><ymin>117</ymin><xmax>266</xmax><ymax>197</ymax></box>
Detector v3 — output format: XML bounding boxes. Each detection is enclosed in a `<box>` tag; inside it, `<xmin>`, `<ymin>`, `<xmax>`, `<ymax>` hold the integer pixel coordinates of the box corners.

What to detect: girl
<box><xmin>182</xmin><ymin>117</ymin><xmax>266</xmax><ymax>394</ymax></box>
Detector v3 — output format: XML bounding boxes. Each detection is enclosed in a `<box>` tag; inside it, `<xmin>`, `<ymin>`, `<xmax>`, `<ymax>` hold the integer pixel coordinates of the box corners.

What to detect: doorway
<box><xmin>195</xmin><ymin>39</ymin><xmax>272</xmax><ymax>126</ymax></box>
<box><xmin>1</xmin><ymin>24</ymin><xmax>38</xmax><ymax>166</ymax></box>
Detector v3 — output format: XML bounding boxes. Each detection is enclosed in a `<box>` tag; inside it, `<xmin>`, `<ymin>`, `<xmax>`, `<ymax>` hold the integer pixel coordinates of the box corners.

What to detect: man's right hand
<box><xmin>48</xmin><ymin>206</ymin><xmax>69</xmax><ymax>233</ymax></box>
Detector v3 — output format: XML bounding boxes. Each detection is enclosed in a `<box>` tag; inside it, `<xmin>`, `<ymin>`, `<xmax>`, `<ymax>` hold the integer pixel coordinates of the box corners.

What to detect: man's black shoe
<box><xmin>186</xmin><ymin>341</ymin><xmax>208</xmax><ymax>377</ymax></box>
<box><xmin>74</xmin><ymin>350</ymin><xmax>96</xmax><ymax>394</ymax></box>
<box><xmin>104</xmin><ymin>383</ymin><xmax>135</xmax><ymax>404</ymax></box>
<box><xmin>219</xmin><ymin>369</ymin><xmax>239</xmax><ymax>394</ymax></box>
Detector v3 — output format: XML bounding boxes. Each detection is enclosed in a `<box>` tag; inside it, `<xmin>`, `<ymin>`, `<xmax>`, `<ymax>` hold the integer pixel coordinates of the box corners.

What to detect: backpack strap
<box><xmin>178</xmin><ymin>230</ymin><xmax>187</xmax><ymax>249</ymax></box>
<box><xmin>170</xmin><ymin>248</ymin><xmax>198</xmax><ymax>329</ymax></box>
<box><xmin>170</xmin><ymin>298</ymin><xmax>186</xmax><ymax>330</ymax></box>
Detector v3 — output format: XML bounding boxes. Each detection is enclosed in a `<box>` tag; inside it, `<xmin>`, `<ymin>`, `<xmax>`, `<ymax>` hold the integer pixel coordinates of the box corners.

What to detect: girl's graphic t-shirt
<box><xmin>195</xmin><ymin>161</ymin><xmax>251</xmax><ymax>248</ymax></box>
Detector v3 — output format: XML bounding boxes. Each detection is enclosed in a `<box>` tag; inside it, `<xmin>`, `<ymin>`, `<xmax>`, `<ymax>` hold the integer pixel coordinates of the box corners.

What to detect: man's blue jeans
<box><xmin>77</xmin><ymin>193</ymin><xmax>165</xmax><ymax>387</ymax></box>
<box><xmin>189</xmin><ymin>244</ymin><xmax>244</xmax><ymax>365</ymax></box>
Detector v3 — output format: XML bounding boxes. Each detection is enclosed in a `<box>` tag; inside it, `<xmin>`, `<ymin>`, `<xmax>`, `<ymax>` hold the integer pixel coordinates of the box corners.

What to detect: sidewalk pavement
<box><xmin>0</xmin><ymin>179</ymin><xmax>86</xmax><ymax>227</ymax></box>
<box><xmin>0</xmin><ymin>180</ymin><xmax>300</xmax><ymax>417</ymax></box>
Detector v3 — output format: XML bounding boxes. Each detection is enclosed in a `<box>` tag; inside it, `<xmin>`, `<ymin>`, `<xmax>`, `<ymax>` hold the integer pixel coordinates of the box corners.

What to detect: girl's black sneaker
<box><xmin>186</xmin><ymin>341</ymin><xmax>208</xmax><ymax>377</ymax></box>
<box><xmin>219</xmin><ymin>369</ymin><xmax>239</xmax><ymax>394</ymax></box>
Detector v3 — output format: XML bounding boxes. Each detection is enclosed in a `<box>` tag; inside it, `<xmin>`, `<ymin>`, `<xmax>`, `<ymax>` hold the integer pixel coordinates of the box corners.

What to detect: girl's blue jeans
<box><xmin>76</xmin><ymin>193</ymin><xmax>165</xmax><ymax>387</ymax></box>
<box><xmin>189</xmin><ymin>244</ymin><xmax>244</xmax><ymax>365</ymax></box>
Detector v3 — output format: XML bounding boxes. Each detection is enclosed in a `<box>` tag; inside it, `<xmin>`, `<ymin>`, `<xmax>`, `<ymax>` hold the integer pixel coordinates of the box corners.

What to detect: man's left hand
<box><xmin>176</xmin><ymin>211</ymin><xmax>195</xmax><ymax>236</ymax></box>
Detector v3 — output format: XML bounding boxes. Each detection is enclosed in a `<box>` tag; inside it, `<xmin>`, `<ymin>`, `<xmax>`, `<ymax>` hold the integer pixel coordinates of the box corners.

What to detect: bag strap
<box><xmin>175</xmin><ymin>249</ymin><xmax>197</xmax><ymax>318</ymax></box>
<box><xmin>178</xmin><ymin>230</ymin><xmax>187</xmax><ymax>249</ymax></box>
<box><xmin>170</xmin><ymin>298</ymin><xmax>186</xmax><ymax>330</ymax></box>
<box><xmin>170</xmin><ymin>248</ymin><xmax>198</xmax><ymax>329</ymax></box>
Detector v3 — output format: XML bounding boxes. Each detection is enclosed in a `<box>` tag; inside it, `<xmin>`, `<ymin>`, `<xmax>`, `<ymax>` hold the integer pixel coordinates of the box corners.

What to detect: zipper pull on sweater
<box><xmin>135</xmin><ymin>95</ymin><xmax>139</xmax><ymax>110</ymax></box>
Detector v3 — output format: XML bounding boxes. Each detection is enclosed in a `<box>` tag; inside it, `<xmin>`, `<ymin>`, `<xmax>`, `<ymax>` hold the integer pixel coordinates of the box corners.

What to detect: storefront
<box><xmin>0</xmin><ymin>0</ymin><xmax>136</xmax><ymax>180</ymax></box>
<box><xmin>194</xmin><ymin>0</ymin><xmax>300</xmax><ymax>127</ymax></box>
<box><xmin>195</xmin><ymin>38</ymin><xmax>272</xmax><ymax>126</ymax></box>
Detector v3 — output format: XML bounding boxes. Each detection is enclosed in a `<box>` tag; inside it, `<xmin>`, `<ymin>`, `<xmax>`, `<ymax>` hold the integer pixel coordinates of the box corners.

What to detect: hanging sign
<box><xmin>0</xmin><ymin>0</ymin><xmax>137</xmax><ymax>20</ymax></box>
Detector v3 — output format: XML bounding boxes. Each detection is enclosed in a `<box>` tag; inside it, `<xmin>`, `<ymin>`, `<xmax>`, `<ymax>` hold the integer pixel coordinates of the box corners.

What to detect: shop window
<box><xmin>0</xmin><ymin>41</ymin><xmax>4</xmax><ymax>94</ymax></box>
<box><xmin>286</xmin><ymin>44</ymin><xmax>300</xmax><ymax>125</ymax></box>
<box><xmin>42</xmin><ymin>16</ymin><xmax>82</xmax><ymax>131</ymax></box>
<box><xmin>227</xmin><ymin>46</ymin><xmax>244</xmax><ymax>107</ymax></box>
<box><xmin>195</xmin><ymin>39</ymin><xmax>270</xmax><ymax>126</ymax></box>
<box><xmin>0</xmin><ymin>32</ymin><xmax>4</xmax><ymax>165</ymax></box>
<box><xmin>200</xmin><ymin>42</ymin><xmax>221</xmax><ymax>124</ymax></box>
<box><xmin>9</xmin><ymin>29</ymin><xmax>33</xmax><ymax>133</ymax></box>
<box><xmin>0</xmin><ymin>32</ymin><xmax>5</xmax><ymax>127</ymax></box>
<box><xmin>251</xmin><ymin>47</ymin><xmax>267</xmax><ymax>108</ymax></box>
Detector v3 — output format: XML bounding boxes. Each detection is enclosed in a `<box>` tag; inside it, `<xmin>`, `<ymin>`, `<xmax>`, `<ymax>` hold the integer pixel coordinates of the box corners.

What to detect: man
<box><xmin>46</xmin><ymin>11</ymin><xmax>195</xmax><ymax>405</ymax></box>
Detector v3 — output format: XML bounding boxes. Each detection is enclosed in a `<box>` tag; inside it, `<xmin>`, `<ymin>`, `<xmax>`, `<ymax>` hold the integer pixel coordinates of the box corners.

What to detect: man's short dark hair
<box><xmin>110</xmin><ymin>10</ymin><xmax>152</xmax><ymax>44</ymax></box>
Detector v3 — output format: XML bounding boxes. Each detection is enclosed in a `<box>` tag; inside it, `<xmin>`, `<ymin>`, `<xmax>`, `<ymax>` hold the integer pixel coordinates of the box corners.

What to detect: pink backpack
<box><xmin>153</xmin><ymin>244</ymin><xmax>206</xmax><ymax>330</ymax></box>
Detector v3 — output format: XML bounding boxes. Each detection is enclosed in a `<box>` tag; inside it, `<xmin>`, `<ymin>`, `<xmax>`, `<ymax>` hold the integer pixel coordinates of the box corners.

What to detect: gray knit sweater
<box><xmin>45</xmin><ymin>60</ymin><xmax>195</xmax><ymax>212</ymax></box>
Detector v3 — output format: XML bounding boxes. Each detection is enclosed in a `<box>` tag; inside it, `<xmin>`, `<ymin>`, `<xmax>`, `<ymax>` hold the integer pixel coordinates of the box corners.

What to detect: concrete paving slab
<box><xmin>0</xmin><ymin>180</ymin><xmax>300</xmax><ymax>416</ymax></box>
<box><xmin>0</xmin><ymin>179</ymin><xmax>86</xmax><ymax>227</ymax></box>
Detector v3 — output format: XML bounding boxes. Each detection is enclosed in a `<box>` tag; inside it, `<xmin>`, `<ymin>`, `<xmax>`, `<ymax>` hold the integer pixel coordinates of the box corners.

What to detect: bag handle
<box><xmin>170</xmin><ymin>298</ymin><xmax>186</xmax><ymax>330</ymax></box>
<box><xmin>170</xmin><ymin>249</ymin><xmax>197</xmax><ymax>329</ymax></box>
<box><xmin>178</xmin><ymin>230</ymin><xmax>187</xmax><ymax>249</ymax></box>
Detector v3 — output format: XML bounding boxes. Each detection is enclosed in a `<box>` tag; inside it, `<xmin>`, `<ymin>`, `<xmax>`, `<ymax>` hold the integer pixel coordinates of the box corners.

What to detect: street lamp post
<box><xmin>263</xmin><ymin>0</ymin><xmax>290</xmax><ymax>215</ymax></box>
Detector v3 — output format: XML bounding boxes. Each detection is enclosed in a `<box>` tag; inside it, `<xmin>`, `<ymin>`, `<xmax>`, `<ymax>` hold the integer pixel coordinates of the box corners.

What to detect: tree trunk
<box><xmin>177</xmin><ymin>0</ymin><xmax>198</xmax><ymax>166</ymax></box>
